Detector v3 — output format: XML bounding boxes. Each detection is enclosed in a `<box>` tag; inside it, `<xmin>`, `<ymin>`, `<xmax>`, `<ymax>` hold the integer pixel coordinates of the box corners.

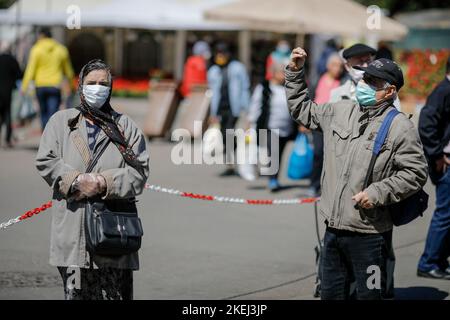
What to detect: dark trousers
<box><xmin>266</xmin><ymin>130</ymin><xmax>291</xmax><ymax>179</ymax></box>
<box><xmin>310</xmin><ymin>131</ymin><xmax>324</xmax><ymax>192</ymax></box>
<box><xmin>36</xmin><ymin>87</ymin><xmax>61</xmax><ymax>129</ymax></box>
<box><xmin>219</xmin><ymin>110</ymin><xmax>238</xmax><ymax>164</ymax></box>
<box><xmin>418</xmin><ymin>168</ymin><xmax>450</xmax><ymax>272</ymax></box>
<box><xmin>0</xmin><ymin>93</ymin><xmax>12</xmax><ymax>144</ymax></box>
<box><xmin>320</xmin><ymin>227</ymin><xmax>392</xmax><ymax>300</ymax></box>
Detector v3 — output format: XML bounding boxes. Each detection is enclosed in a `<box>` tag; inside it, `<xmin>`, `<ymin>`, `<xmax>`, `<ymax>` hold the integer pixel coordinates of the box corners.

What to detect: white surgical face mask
<box><xmin>346</xmin><ymin>66</ymin><xmax>364</xmax><ymax>83</ymax></box>
<box><xmin>82</xmin><ymin>84</ymin><xmax>110</xmax><ymax>108</ymax></box>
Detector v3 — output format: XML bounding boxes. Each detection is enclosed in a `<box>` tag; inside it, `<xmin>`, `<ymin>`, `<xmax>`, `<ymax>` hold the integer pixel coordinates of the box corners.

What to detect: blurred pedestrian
<box><xmin>208</xmin><ymin>42</ymin><xmax>250</xmax><ymax>176</ymax></box>
<box><xmin>316</xmin><ymin>39</ymin><xmax>339</xmax><ymax>77</ymax></box>
<box><xmin>286</xmin><ymin>47</ymin><xmax>428</xmax><ymax>300</ymax></box>
<box><xmin>265</xmin><ymin>40</ymin><xmax>291</xmax><ymax>80</ymax></box>
<box><xmin>180</xmin><ymin>41</ymin><xmax>210</xmax><ymax>98</ymax></box>
<box><xmin>329</xmin><ymin>43</ymin><xmax>376</xmax><ymax>102</ymax></box>
<box><xmin>21</xmin><ymin>27</ymin><xmax>74</xmax><ymax>130</ymax></box>
<box><xmin>35</xmin><ymin>59</ymin><xmax>149</xmax><ymax>300</ymax></box>
<box><xmin>314</xmin><ymin>54</ymin><xmax>343</xmax><ymax>104</ymax></box>
<box><xmin>308</xmin><ymin>53</ymin><xmax>343</xmax><ymax>197</ymax></box>
<box><xmin>0</xmin><ymin>41</ymin><xmax>22</xmax><ymax>148</ymax></box>
<box><xmin>376</xmin><ymin>41</ymin><xmax>393</xmax><ymax>60</ymax></box>
<box><xmin>247</xmin><ymin>62</ymin><xmax>296</xmax><ymax>191</ymax></box>
<box><xmin>417</xmin><ymin>57</ymin><xmax>450</xmax><ymax>280</ymax></box>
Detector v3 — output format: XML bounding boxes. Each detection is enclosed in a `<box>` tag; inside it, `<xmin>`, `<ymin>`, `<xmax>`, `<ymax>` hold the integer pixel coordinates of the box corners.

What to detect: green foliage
<box><xmin>0</xmin><ymin>0</ymin><xmax>15</xmax><ymax>9</ymax></box>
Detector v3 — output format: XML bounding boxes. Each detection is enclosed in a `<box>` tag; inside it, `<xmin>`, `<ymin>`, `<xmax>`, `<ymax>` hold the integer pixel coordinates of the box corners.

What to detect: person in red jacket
<box><xmin>180</xmin><ymin>41</ymin><xmax>211</xmax><ymax>98</ymax></box>
<box><xmin>265</xmin><ymin>40</ymin><xmax>291</xmax><ymax>80</ymax></box>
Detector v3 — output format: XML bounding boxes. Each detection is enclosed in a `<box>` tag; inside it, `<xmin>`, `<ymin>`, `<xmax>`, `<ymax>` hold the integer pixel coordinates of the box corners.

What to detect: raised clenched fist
<box><xmin>288</xmin><ymin>47</ymin><xmax>307</xmax><ymax>71</ymax></box>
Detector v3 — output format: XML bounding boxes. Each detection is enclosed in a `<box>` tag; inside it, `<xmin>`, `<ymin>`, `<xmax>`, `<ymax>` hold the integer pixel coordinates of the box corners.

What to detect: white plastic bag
<box><xmin>18</xmin><ymin>94</ymin><xmax>37</xmax><ymax>121</ymax></box>
<box><xmin>202</xmin><ymin>123</ymin><xmax>223</xmax><ymax>158</ymax></box>
<box><xmin>237</xmin><ymin>129</ymin><xmax>258</xmax><ymax>181</ymax></box>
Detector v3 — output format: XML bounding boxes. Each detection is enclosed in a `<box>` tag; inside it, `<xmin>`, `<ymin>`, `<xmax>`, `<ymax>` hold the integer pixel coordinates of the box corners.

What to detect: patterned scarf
<box><xmin>76</xmin><ymin>102</ymin><xmax>145</xmax><ymax>178</ymax></box>
<box><xmin>357</xmin><ymin>99</ymin><xmax>394</xmax><ymax>136</ymax></box>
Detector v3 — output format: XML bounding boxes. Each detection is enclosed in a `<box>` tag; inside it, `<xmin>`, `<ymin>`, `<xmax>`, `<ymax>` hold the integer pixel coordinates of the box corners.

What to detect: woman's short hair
<box><xmin>326</xmin><ymin>53</ymin><xmax>343</xmax><ymax>68</ymax></box>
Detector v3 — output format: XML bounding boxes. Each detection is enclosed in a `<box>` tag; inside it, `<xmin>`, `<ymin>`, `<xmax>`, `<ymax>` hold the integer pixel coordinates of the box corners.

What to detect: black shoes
<box><xmin>219</xmin><ymin>168</ymin><xmax>236</xmax><ymax>177</ymax></box>
<box><xmin>417</xmin><ymin>268</ymin><xmax>450</xmax><ymax>280</ymax></box>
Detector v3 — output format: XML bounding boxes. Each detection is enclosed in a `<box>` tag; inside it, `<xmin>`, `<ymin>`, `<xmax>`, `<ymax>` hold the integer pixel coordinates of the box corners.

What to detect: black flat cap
<box><xmin>354</xmin><ymin>58</ymin><xmax>404</xmax><ymax>90</ymax></box>
<box><xmin>342</xmin><ymin>43</ymin><xmax>376</xmax><ymax>60</ymax></box>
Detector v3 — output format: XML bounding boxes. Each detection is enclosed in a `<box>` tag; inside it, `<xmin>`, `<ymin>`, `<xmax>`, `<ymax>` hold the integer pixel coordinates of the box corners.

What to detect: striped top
<box><xmin>86</xmin><ymin>121</ymin><xmax>101</xmax><ymax>151</ymax></box>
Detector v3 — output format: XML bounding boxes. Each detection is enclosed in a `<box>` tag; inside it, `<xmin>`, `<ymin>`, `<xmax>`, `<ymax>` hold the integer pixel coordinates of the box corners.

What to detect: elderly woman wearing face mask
<box><xmin>35</xmin><ymin>59</ymin><xmax>149</xmax><ymax>300</ymax></box>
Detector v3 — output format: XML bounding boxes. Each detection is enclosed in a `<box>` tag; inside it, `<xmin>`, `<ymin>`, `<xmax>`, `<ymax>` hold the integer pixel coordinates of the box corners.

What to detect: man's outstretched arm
<box><xmin>285</xmin><ymin>47</ymin><xmax>334</xmax><ymax>131</ymax></box>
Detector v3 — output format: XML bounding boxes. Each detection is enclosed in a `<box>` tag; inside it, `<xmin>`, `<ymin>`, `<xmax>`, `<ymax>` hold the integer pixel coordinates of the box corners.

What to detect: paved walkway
<box><xmin>0</xmin><ymin>98</ymin><xmax>448</xmax><ymax>299</ymax></box>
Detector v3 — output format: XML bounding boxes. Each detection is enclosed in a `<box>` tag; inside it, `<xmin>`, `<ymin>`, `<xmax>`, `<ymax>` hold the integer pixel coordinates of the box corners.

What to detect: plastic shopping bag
<box><xmin>202</xmin><ymin>123</ymin><xmax>223</xmax><ymax>158</ymax></box>
<box><xmin>287</xmin><ymin>133</ymin><xmax>313</xmax><ymax>180</ymax></box>
<box><xmin>18</xmin><ymin>94</ymin><xmax>37</xmax><ymax>122</ymax></box>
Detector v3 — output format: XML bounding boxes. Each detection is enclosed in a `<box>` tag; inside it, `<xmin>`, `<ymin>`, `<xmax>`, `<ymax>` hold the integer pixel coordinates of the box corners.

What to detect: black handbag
<box><xmin>83</xmin><ymin>137</ymin><xmax>144</xmax><ymax>256</ymax></box>
<box><xmin>362</xmin><ymin>109</ymin><xmax>429</xmax><ymax>226</ymax></box>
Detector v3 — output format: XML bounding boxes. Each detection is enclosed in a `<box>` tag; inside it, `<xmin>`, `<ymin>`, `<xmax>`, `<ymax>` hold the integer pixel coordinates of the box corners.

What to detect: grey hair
<box><xmin>193</xmin><ymin>41</ymin><xmax>211</xmax><ymax>57</ymax></box>
<box><xmin>382</xmin><ymin>80</ymin><xmax>398</xmax><ymax>100</ymax></box>
<box><xmin>326</xmin><ymin>53</ymin><xmax>343</xmax><ymax>67</ymax></box>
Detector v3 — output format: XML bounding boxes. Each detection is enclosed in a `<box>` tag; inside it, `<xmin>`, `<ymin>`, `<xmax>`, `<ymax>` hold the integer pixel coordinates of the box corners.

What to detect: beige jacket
<box><xmin>36</xmin><ymin>108</ymin><xmax>149</xmax><ymax>269</ymax></box>
<box><xmin>286</xmin><ymin>68</ymin><xmax>428</xmax><ymax>234</ymax></box>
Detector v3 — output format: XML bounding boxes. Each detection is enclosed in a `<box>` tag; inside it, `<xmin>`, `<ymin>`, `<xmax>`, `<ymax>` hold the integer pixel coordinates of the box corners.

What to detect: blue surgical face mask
<box><xmin>276</xmin><ymin>44</ymin><xmax>291</xmax><ymax>55</ymax></box>
<box><xmin>356</xmin><ymin>82</ymin><xmax>377</xmax><ymax>106</ymax></box>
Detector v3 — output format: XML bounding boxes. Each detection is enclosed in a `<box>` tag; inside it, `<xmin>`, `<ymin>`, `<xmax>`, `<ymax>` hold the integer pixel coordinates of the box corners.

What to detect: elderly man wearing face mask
<box><xmin>329</xmin><ymin>43</ymin><xmax>376</xmax><ymax>102</ymax></box>
<box><xmin>35</xmin><ymin>59</ymin><xmax>149</xmax><ymax>300</ymax></box>
<box><xmin>317</xmin><ymin>43</ymin><xmax>398</xmax><ymax>299</ymax></box>
<box><xmin>330</xmin><ymin>43</ymin><xmax>402</xmax><ymax>111</ymax></box>
<box><xmin>285</xmin><ymin>47</ymin><xmax>428</xmax><ymax>300</ymax></box>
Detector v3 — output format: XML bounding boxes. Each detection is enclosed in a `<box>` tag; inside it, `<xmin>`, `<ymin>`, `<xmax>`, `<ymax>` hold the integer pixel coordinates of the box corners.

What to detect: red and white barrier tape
<box><xmin>145</xmin><ymin>184</ymin><xmax>318</xmax><ymax>205</ymax></box>
<box><xmin>0</xmin><ymin>201</ymin><xmax>52</xmax><ymax>230</ymax></box>
<box><xmin>0</xmin><ymin>185</ymin><xmax>318</xmax><ymax>230</ymax></box>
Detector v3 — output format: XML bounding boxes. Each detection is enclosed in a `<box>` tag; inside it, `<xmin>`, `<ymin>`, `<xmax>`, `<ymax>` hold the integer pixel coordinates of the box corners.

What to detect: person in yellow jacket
<box><xmin>21</xmin><ymin>27</ymin><xmax>74</xmax><ymax>129</ymax></box>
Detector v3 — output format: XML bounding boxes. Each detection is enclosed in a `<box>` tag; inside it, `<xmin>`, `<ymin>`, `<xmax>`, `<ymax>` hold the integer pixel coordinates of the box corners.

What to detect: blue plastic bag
<box><xmin>287</xmin><ymin>133</ymin><xmax>313</xmax><ymax>180</ymax></box>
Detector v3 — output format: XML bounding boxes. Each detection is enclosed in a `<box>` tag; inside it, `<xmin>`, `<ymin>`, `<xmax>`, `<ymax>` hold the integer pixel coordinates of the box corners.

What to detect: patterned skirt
<box><xmin>57</xmin><ymin>266</ymin><xmax>133</xmax><ymax>300</ymax></box>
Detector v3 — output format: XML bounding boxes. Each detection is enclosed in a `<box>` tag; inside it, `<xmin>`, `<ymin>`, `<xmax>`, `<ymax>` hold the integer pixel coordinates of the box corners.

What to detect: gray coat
<box><xmin>36</xmin><ymin>108</ymin><xmax>149</xmax><ymax>270</ymax></box>
<box><xmin>285</xmin><ymin>67</ymin><xmax>428</xmax><ymax>234</ymax></box>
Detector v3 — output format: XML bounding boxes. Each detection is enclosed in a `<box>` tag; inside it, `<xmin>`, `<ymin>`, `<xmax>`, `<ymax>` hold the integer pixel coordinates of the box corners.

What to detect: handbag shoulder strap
<box><xmin>86</xmin><ymin>137</ymin><xmax>110</xmax><ymax>173</ymax></box>
<box><xmin>363</xmin><ymin>108</ymin><xmax>399</xmax><ymax>189</ymax></box>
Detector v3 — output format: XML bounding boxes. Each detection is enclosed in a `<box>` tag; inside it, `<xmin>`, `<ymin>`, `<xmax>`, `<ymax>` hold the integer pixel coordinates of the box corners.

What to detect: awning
<box><xmin>204</xmin><ymin>0</ymin><xmax>408</xmax><ymax>40</ymax></box>
<box><xmin>0</xmin><ymin>0</ymin><xmax>242</xmax><ymax>31</ymax></box>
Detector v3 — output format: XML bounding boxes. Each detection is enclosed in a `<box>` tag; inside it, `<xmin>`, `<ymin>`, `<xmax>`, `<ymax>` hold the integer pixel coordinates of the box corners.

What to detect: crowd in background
<box><xmin>0</xmin><ymin>23</ymin><xmax>449</xmax><ymax>301</ymax></box>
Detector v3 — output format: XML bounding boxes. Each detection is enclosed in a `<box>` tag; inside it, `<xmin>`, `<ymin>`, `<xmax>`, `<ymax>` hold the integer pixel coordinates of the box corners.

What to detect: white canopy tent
<box><xmin>0</xmin><ymin>0</ymin><xmax>241</xmax><ymax>30</ymax></box>
<box><xmin>204</xmin><ymin>0</ymin><xmax>408</xmax><ymax>41</ymax></box>
<box><xmin>0</xmin><ymin>0</ymin><xmax>243</xmax><ymax>78</ymax></box>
